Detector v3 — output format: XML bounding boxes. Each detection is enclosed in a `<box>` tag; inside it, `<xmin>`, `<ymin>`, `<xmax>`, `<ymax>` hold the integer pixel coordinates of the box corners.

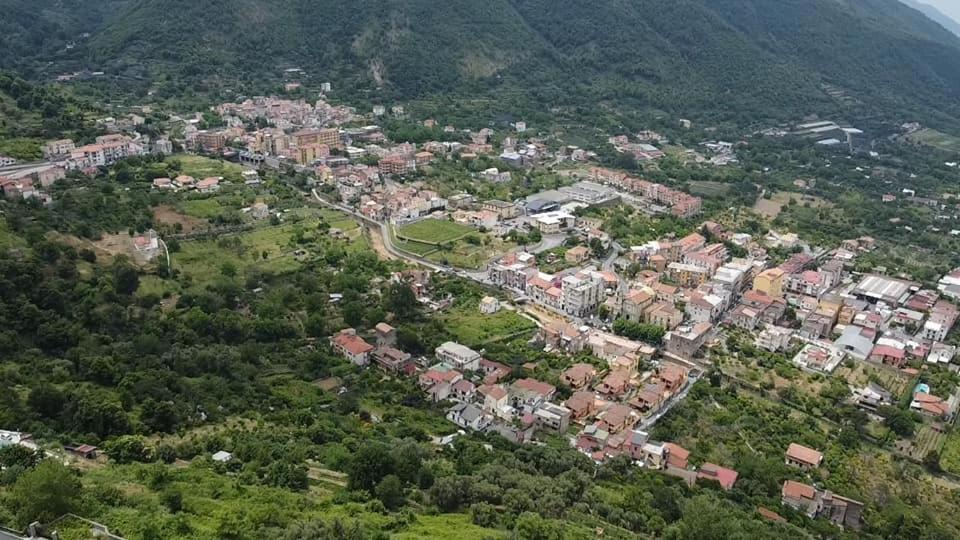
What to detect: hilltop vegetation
<box><xmin>4</xmin><ymin>0</ymin><xmax>960</xmax><ymax>130</ymax></box>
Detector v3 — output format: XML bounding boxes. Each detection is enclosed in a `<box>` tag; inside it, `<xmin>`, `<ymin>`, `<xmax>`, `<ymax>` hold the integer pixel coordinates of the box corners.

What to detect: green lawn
<box><xmin>178</xmin><ymin>199</ymin><xmax>225</xmax><ymax>219</ymax></box>
<box><xmin>440</xmin><ymin>306</ymin><xmax>537</xmax><ymax>347</ymax></box>
<box><xmin>397</xmin><ymin>219</ymin><xmax>473</xmax><ymax>245</ymax></box>
<box><xmin>169</xmin><ymin>155</ymin><xmax>245</xmax><ymax>182</ymax></box>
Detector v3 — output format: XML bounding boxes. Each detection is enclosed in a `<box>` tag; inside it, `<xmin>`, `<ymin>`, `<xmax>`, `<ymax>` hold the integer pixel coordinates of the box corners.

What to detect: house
<box><xmin>65</xmin><ymin>444</ymin><xmax>98</xmax><ymax>459</ymax></box>
<box><xmin>478</xmin><ymin>384</ymin><xmax>510</xmax><ymax>416</ymax></box>
<box><xmin>852</xmin><ymin>382</ymin><xmax>893</xmax><ymax>412</ymax></box>
<box><xmin>534</xmin><ymin>402</ymin><xmax>571</xmax><ymax>433</ymax></box>
<box><xmin>565</xmin><ymin>390</ymin><xmax>598</xmax><ymax>420</ymax></box>
<box><xmin>374</xmin><ymin>322</ymin><xmax>396</xmax><ymax>347</ymax></box>
<box><xmin>478</xmin><ymin>358</ymin><xmax>511</xmax><ymax>384</ymax></box>
<box><xmin>664</xmin><ymin>322</ymin><xmax>712</xmax><ymax>361</ymax></box>
<box><xmin>631</xmin><ymin>382</ymin><xmax>666</xmax><ymax>412</ymax></box>
<box><xmin>664</xmin><ymin>442</ymin><xmax>690</xmax><ymax>469</ymax></box>
<box><xmin>659</xmin><ymin>363</ymin><xmax>688</xmax><ymax>392</ymax></box>
<box><xmin>330</xmin><ymin>329</ymin><xmax>374</xmax><ymax>366</ymax></box>
<box><xmin>561</xmin><ymin>363</ymin><xmax>597</xmax><ymax>389</ymax></box>
<box><xmin>450</xmin><ymin>379</ymin><xmax>476</xmax><ymax>402</ymax></box>
<box><xmin>757</xmin><ymin>325</ymin><xmax>793</xmax><ymax>352</ymax></box>
<box><xmin>785</xmin><ymin>443</ymin><xmax>823</xmax><ymax>470</ymax></box>
<box><xmin>697</xmin><ymin>463</ymin><xmax>738</xmax><ymax>490</ymax></box>
<box><xmin>596</xmin><ymin>404</ymin><xmax>637</xmax><ymax>434</ymax></box>
<box><xmin>197</xmin><ymin>176</ymin><xmax>221</xmax><ymax>193</ymax></box>
<box><xmin>596</xmin><ymin>371</ymin><xmax>630</xmax><ymax>397</ymax></box>
<box><xmin>447</xmin><ymin>403</ymin><xmax>491</xmax><ymax>431</ymax></box>
<box><xmin>910</xmin><ymin>392</ymin><xmax>956</xmax><ymax>419</ymax></box>
<box><xmin>251</xmin><ymin>202</ymin><xmax>270</xmax><ymax>219</ymax></box>
<box><xmin>435</xmin><ymin>341</ymin><xmax>481</xmax><ymax>371</ymax></box>
<box><xmin>479</xmin><ymin>296</ymin><xmax>500</xmax><ymax>314</ymax></box>
<box><xmin>566</xmin><ymin>246</ymin><xmax>591</xmax><ymax>264</ymax></box>
<box><xmin>153</xmin><ymin>177</ymin><xmax>173</xmax><ymax>189</ymax></box>
<box><xmin>792</xmin><ymin>343</ymin><xmax>845</xmax><ymax>373</ymax></box>
<box><xmin>510</xmin><ymin>378</ymin><xmax>556</xmax><ymax>411</ymax></box>
<box><xmin>781</xmin><ymin>480</ymin><xmax>819</xmax><ymax>516</ymax></box>
<box><xmin>372</xmin><ymin>346</ymin><xmax>413</xmax><ymax>375</ymax></box>
<box><xmin>419</xmin><ymin>367</ymin><xmax>463</xmax><ymax>391</ymax></box>
<box><xmin>782</xmin><ymin>481</ymin><xmax>863</xmax><ymax>530</ymax></box>
<box><xmin>645</xmin><ymin>302</ymin><xmax>684</xmax><ymax>330</ymax></box>
<box><xmin>870</xmin><ymin>340</ymin><xmax>907</xmax><ymax>368</ymax></box>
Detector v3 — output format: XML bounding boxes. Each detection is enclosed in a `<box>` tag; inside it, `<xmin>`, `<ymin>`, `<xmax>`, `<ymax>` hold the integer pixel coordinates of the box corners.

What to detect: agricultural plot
<box><xmin>906</xmin><ymin>128</ymin><xmax>960</xmax><ymax>153</ymax></box>
<box><xmin>689</xmin><ymin>180</ymin><xmax>731</xmax><ymax>197</ymax></box>
<box><xmin>397</xmin><ymin>219</ymin><xmax>473</xmax><ymax>245</ymax></box>
<box><xmin>169</xmin><ymin>154</ymin><xmax>245</xmax><ymax>182</ymax></box>
<box><xmin>439</xmin><ymin>306</ymin><xmax>537</xmax><ymax>347</ymax></box>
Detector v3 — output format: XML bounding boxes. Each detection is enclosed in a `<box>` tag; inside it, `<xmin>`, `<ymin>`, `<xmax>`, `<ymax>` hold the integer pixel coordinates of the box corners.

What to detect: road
<box><xmin>635</xmin><ymin>370</ymin><xmax>702</xmax><ymax>432</ymax></box>
<box><xmin>0</xmin><ymin>160</ymin><xmax>60</xmax><ymax>178</ymax></box>
<box><xmin>311</xmin><ymin>188</ymin><xmax>700</xmax><ymax>432</ymax></box>
<box><xmin>311</xmin><ymin>189</ymin><xmax>448</xmax><ymax>272</ymax></box>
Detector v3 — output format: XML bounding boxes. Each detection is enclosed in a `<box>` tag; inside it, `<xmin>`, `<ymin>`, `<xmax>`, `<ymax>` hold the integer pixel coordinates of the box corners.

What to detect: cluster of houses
<box><xmin>589</xmin><ymin>167</ymin><xmax>703</xmax><ymax>218</ymax></box>
<box><xmin>42</xmin><ymin>134</ymin><xmax>149</xmax><ymax>172</ymax></box>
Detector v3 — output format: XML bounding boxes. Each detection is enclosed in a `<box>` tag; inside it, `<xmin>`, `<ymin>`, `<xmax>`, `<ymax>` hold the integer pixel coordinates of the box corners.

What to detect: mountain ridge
<box><xmin>4</xmin><ymin>0</ymin><xmax>960</xmax><ymax>128</ymax></box>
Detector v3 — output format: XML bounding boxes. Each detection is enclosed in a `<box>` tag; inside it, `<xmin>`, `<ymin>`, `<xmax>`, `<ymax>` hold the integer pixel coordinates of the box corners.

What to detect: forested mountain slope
<box><xmin>7</xmin><ymin>0</ymin><xmax>960</xmax><ymax>125</ymax></box>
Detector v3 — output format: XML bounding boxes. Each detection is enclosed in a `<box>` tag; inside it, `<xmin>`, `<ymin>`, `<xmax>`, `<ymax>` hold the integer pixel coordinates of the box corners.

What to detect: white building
<box><xmin>562</xmin><ymin>272</ymin><xmax>605</xmax><ymax>317</ymax></box>
<box><xmin>479</xmin><ymin>296</ymin><xmax>501</xmax><ymax>314</ymax></box>
<box><xmin>436</xmin><ymin>341</ymin><xmax>482</xmax><ymax>371</ymax></box>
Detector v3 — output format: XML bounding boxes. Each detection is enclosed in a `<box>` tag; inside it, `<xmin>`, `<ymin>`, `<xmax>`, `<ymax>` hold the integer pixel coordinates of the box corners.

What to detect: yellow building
<box><xmin>753</xmin><ymin>268</ymin><xmax>785</xmax><ymax>298</ymax></box>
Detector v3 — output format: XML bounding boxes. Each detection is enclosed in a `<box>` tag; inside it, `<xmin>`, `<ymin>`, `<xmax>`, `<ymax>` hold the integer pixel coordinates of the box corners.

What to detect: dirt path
<box><xmin>366</xmin><ymin>225</ymin><xmax>397</xmax><ymax>261</ymax></box>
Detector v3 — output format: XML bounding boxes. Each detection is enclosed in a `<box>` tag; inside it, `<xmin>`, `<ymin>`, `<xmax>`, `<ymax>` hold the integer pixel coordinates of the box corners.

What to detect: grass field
<box><xmin>940</xmin><ymin>431</ymin><xmax>960</xmax><ymax>474</ymax></box>
<box><xmin>754</xmin><ymin>190</ymin><xmax>833</xmax><ymax>218</ymax></box>
<box><xmin>689</xmin><ymin>180</ymin><xmax>732</xmax><ymax>197</ymax></box>
<box><xmin>440</xmin><ymin>306</ymin><xmax>537</xmax><ymax>347</ymax></box>
<box><xmin>397</xmin><ymin>219</ymin><xmax>473</xmax><ymax>245</ymax></box>
<box><xmin>175</xmin><ymin>223</ymin><xmax>312</xmax><ymax>285</ymax></box>
<box><xmin>178</xmin><ymin>198</ymin><xmax>225</xmax><ymax>219</ymax></box>
<box><xmin>906</xmin><ymin>128</ymin><xmax>960</xmax><ymax>153</ymax></box>
<box><xmin>169</xmin><ymin>155</ymin><xmax>245</xmax><ymax>182</ymax></box>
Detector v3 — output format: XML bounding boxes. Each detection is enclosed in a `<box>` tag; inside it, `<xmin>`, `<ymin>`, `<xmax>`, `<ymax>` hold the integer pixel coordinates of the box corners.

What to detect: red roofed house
<box><xmin>561</xmin><ymin>363</ymin><xmax>597</xmax><ymax>389</ymax></box>
<box><xmin>596</xmin><ymin>371</ymin><xmax>630</xmax><ymax>397</ymax></box>
<box><xmin>479</xmin><ymin>358</ymin><xmax>511</xmax><ymax>384</ymax></box>
<box><xmin>869</xmin><ymin>343</ymin><xmax>907</xmax><ymax>369</ymax></box>
<box><xmin>910</xmin><ymin>392</ymin><xmax>955</xmax><ymax>419</ymax></box>
<box><xmin>782</xmin><ymin>480</ymin><xmax>819</xmax><ymax>517</ymax></box>
<box><xmin>698</xmin><ymin>463</ymin><xmax>738</xmax><ymax>490</ymax></box>
<box><xmin>664</xmin><ymin>442</ymin><xmax>690</xmax><ymax>469</ymax></box>
<box><xmin>785</xmin><ymin>443</ymin><xmax>823</xmax><ymax>470</ymax></box>
<box><xmin>330</xmin><ymin>329</ymin><xmax>374</xmax><ymax>366</ymax></box>
<box><xmin>565</xmin><ymin>390</ymin><xmax>597</xmax><ymax>420</ymax></box>
<box><xmin>197</xmin><ymin>176</ymin><xmax>221</xmax><ymax>193</ymax></box>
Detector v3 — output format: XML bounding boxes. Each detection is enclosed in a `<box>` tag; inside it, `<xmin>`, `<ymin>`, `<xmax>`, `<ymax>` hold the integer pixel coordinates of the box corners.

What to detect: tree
<box><xmin>347</xmin><ymin>442</ymin><xmax>395</xmax><ymax>492</ymax></box>
<box><xmin>105</xmin><ymin>435</ymin><xmax>152</xmax><ymax>464</ymax></box>
<box><xmin>112</xmin><ymin>261</ymin><xmax>140</xmax><ymax>295</ymax></box>
<box><xmin>514</xmin><ymin>512</ymin><xmax>563</xmax><ymax>540</ymax></box>
<box><xmin>11</xmin><ymin>460</ymin><xmax>81</xmax><ymax>527</ymax></box>
<box><xmin>141</xmin><ymin>399</ymin><xmax>179</xmax><ymax>433</ymax></box>
<box><xmin>375</xmin><ymin>474</ymin><xmax>404</xmax><ymax>510</ymax></box>
<box><xmin>26</xmin><ymin>384</ymin><xmax>65</xmax><ymax>419</ymax></box>
<box><xmin>386</xmin><ymin>283</ymin><xmax>419</xmax><ymax>322</ymax></box>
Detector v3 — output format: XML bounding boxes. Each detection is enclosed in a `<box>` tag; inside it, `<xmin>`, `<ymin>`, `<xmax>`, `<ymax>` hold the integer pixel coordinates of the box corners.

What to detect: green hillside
<box><xmin>13</xmin><ymin>0</ymin><xmax>942</xmax><ymax>127</ymax></box>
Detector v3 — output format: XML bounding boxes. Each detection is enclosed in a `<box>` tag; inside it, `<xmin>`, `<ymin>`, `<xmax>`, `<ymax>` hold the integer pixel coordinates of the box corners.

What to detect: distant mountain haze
<box><xmin>902</xmin><ymin>0</ymin><xmax>960</xmax><ymax>36</ymax></box>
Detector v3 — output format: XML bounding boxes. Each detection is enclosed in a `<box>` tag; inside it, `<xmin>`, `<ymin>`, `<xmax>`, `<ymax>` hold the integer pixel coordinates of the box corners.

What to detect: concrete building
<box><xmin>435</xmin><ymin>341</ymin><xmax>482</xmax><ymax>371</ymax></box>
